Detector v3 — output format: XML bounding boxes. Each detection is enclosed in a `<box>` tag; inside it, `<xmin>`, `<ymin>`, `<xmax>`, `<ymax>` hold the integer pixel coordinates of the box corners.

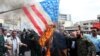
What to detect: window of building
<box><xmin>84</xmin><ymin>28</ymin><xmax>89</xmax><ymax>30</ymax></box>
<box><xmin>62</xmin><ymin>22</ymin><xmax>65</xmax><ymax>24</ymax></box>
<box><xmin>83</xmin><ymin>23</ymin><xmax>88</xmax><ymax>25</ymax></box>
<box><xmin>90</xmin><ymin>22</ymin><xmax>93</xmax><ymax>25</ymax></box>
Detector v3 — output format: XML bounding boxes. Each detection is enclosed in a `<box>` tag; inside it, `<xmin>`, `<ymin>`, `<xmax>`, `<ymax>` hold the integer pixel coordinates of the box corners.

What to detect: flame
<box><xmin>39</xmin><ymin>25</ymin><xmax>55</xmax><ymax>56</ymax></box>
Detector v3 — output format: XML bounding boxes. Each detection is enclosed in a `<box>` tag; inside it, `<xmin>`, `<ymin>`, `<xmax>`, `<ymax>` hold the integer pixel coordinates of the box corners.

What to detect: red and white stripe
<box><xmin>22</xmin><ymin>2</ymin><xmax>53</xmax><ymax>36</ymax></box>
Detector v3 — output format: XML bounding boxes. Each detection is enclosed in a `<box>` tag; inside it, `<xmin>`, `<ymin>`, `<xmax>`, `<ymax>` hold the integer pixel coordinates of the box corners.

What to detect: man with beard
<box><xmin>6</xmin><ymin>30</ymin><xmax>27</xmax><ymax>56</ymax></box>
<box><xmin>76</xmin><ymin>30</ymin><xmax>96</xmax><ymax>56</ymax></box>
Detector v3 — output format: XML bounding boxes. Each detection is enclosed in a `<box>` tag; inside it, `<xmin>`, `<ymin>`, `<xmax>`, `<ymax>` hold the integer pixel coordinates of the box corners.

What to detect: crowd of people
<box><xmin>0</xmin><ymin>28</ymin><xmax>41</xmax><ymax>56</ymax></box>
<box><xmin>0</xmin><ymin>26</ymin><xmax>100</xmax><ymax>56</ymax></box>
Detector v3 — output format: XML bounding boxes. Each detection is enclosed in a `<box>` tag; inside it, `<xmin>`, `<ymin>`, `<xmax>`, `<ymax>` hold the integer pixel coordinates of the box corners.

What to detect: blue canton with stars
<box><xmin>40</xmin><ymin>0</ymin><xmax>59</xmax><ymax>23</ymax></box>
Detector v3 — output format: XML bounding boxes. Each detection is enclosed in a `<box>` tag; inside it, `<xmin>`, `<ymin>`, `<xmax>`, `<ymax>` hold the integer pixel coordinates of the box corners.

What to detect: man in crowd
<box><xmin>0</xmin><ymin>28</ymin><xmax>11</xmax><ymax>56</ymax></box>
<box><xmin>76</xmin><ymin>30</ymin><xmax>96</xmax><ymax>56</ymax></box>
<box><xmin>67</xmin><ymin>31</ymin><xmax>77</xmax><ymax>56</ymax></box>
<box><xmin>50</xmin><ymin>28</ymin><xmax>67</xmax><ymax>56</ymax></box>
<box><xmin>0</xmin><ymin>28</ymin><xmax>6</xmax><ymax>56</ymax></box>
<box><xmin>66</xmin><ymin>30</ymin><xmax>96</xmax><ymax>56</ymax></box>
<box><xmin>3</xmin><ymin>29</ymin><xmax>8</xmax><ymax>43</ymax></box>
<box><xmin>19</xmin><ymin>29</ymin><xmax>28</xmax><ymax>56</ymax></box>
<box><xmin>26</xmin><ymin>30</ymin><xmax>41</xmax><ymax>56</ymax></box>
<box><xmin>6</xmin><ymin>30</ymin><xmax>27</xmax><ymax>56</ymax></box>
<box><xmin>85</xmin><ymin>28</ymin><xmax>100</xmax><ymax>55</ymax></box>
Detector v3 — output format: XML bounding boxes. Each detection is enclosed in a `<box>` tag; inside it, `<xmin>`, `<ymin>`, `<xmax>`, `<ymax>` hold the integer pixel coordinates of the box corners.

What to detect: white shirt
<box><xmin>4</xmin><ymin>35</ymin><xmax>7</xmax><ymax>42</ymax></box>
<box><xmin>12</xmin><ymin>38</ymin><xmax>18</xmax><ymax>52</ymax></box>
<box><xmin>6</xmin><ymin>36</ymin><xmax>23</xmax><ymax>56</ymax></box>
<box><xmin>72</xmin><ymin>41</ymin><xmax>75</xmax><ymax>48</ymax></box>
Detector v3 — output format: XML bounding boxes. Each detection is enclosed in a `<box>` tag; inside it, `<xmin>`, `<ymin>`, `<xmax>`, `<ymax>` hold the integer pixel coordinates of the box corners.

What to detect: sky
<box><xmin>60</xmin><ymin>0</ymin><xmax>100</xmax><ymax>23</ymax></box>
<box><xmin>0</xmin><ymin>0</ymin><xmax>100</xmax><ymax>23</ymax></box>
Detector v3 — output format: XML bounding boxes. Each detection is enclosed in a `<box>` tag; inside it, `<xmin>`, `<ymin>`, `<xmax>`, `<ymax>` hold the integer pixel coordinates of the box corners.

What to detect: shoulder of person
<box><xmin>83</xmin><ymin>34</ymin><xmax>91</xmax><ymax>38</ymax></box>
<box><xmin>83</xmin><ymin>39</ymin><xmax>94</xmax><ymax>46</ymax></box>
<box><xmin>0</xmin><ymin>35</ymin><xmax>4</xmax><ymax>38</ymax></box>
<box><xmin>6</xmin><ymin>37</ymin><xmax>12</xmax><ymax>43</ymax></box>
<box><xmin>6</xmin><ymin>37</ymin><xmax>12</xmax><ymax>44</ymax></box>
<box><xmin>82</xmin><ymin>38</ymin><xmax>91</xmax><ymax>43</ymax></box>
<box><xmin>6</xmin><ymin>37</ymin><xmax>12</xmax><ymax>40</ymax></box>
<box><xmin>16</xmin><ymin>36</ymin><xmax>21</xmax><ymax>41</ymax></box>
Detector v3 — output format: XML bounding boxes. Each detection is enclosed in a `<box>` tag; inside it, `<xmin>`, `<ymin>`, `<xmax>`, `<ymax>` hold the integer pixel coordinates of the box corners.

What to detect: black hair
<box><xmin>11</xmin><ymin>30</ymin><xmax>17</xmax><ymax>34</ymax></box>
<box><xmin>0</xmin><ymin>28</ymin><xmax>4</xmax><ymax>32</ymax></box>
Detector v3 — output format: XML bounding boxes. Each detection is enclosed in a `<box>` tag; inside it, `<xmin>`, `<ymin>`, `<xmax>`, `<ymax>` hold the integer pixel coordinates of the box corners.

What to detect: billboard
<box><xmin>93</xmin><ymin>22</ymin><xmax>100</xmax><ymax>29</ymax></box>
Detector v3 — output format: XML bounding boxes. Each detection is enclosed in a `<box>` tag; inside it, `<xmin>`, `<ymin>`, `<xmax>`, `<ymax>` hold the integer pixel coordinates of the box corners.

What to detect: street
<box><xmin>25</xmin><ymin>51</ymin><xmax>30</xmax><ymax>56</ymax></box>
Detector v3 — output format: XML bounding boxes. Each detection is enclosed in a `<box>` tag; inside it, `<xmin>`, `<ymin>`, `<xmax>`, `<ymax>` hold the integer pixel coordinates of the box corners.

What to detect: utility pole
<box><xmin>0</xmin><ymin>8</ymin><xmax>21</xmax><ymax>14</ymax></box>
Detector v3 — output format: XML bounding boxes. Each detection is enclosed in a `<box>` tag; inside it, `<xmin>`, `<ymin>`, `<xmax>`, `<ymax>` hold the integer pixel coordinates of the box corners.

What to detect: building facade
<box><xmin>58</xmin><ymin>14</ymin><xmax>72</xmax><ymax>29</ymax></box>
<box><xmin>74</xmin><ymin>20</ymin><xmax>98</xmax><ymax>33</ymax></box>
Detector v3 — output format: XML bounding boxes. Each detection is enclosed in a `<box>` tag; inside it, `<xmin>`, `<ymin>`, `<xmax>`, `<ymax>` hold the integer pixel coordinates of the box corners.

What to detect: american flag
<box><xmin>22</xmin><ymin>0</ymin><xmax>59</xmax><ymax>36</ymax></box>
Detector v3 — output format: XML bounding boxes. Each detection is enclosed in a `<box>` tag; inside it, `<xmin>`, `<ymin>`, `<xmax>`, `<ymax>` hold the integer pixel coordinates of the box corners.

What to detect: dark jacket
<box><xmin>68</xmin><ymin>37</ymin><xmax>77</xmax><ymax>56</ymax></box>
<box><xmin>52</xmin><ymin>31</ymin><xmax>67</xmax><ymax>49</ymax></box>
<box><xmin>77</xmin><ymin>38</ymin><xmax>96</xmax><ymax>56</ymax></box>
<box><xmin>51</xmin><ymin>31</ymin><xmax>67</xmax><ymax>56</ymax></box>
<box><xmin>0</xmin><ymin>35</ymin><xmax>6</xmax><ymax>55</ymax></box>
<box><xmin>27</xmin><ymin>30</ymin><xmax>41</xmax><ymax>56</ymax></box>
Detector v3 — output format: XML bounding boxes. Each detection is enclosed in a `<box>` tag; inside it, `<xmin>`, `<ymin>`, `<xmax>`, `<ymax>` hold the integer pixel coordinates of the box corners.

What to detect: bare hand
<box><xmin>5</xmin><ymin>45</ymin><xmax>12</xmax><ymax>50</ymax></box>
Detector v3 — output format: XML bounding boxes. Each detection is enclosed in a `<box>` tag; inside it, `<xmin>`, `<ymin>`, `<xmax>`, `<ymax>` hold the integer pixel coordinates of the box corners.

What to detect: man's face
<box><xmin>76</xmin><ymin>30</ymin><xmax>82</xmax><ymax>39</ymax></box>
<box><xmin>12</xmin><ymin>31</ymin><xmax>17</xmax><ymax>37</ymax></box>
<box><xmin>91</xmin><ymin>29</ymin><xmax>97</xmax><ymax>36</ymax></box>
<box><xmin>70</xmin><ymin>31</ymin><xmax>77</xmax><ymax>38</ymax></box>
<box><xmin>4</xmin><ymin>30</ymin><xmax>7</xmax><ymax>35</ymax></box>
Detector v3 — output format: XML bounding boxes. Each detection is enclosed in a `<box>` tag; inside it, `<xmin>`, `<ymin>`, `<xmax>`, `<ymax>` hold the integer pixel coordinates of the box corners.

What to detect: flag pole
<box><xmin>0</xmin><ymin>8</ymin><xmax>21</xmax><ymax>14</ymax></box>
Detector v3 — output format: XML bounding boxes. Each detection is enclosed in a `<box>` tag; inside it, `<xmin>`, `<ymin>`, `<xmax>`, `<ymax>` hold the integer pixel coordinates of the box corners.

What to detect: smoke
<box><xmin>0</xmin><ymin>0</ymin><xmax>24</xmax><ymax>12</ymax></box>
<box><xmin>0</xmin><ymin>0</ymin><xmax>45</xmax><ymax>13</ymax></box>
